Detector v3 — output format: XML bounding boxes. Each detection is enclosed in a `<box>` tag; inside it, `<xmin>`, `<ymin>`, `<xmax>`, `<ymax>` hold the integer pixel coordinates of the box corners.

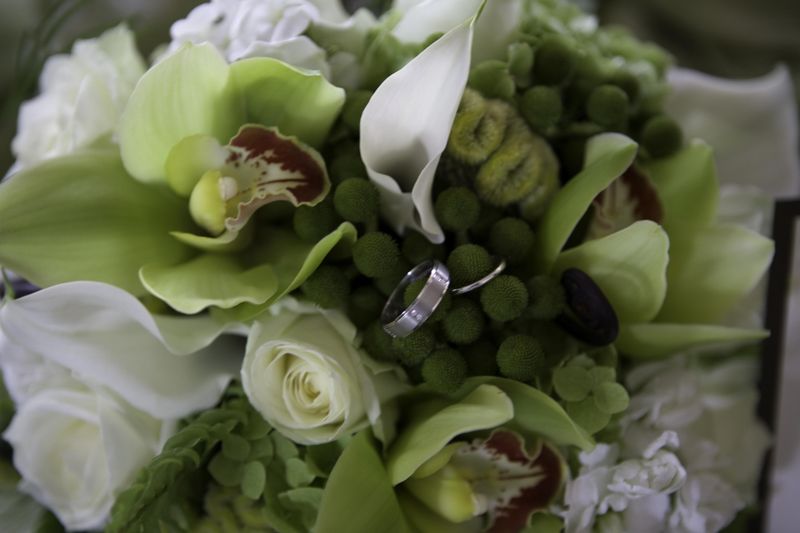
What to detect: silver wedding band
<box><xmin>381</xmin><ymin>257</ymin><xmax>506</xmax><ymax>338</ymax></box>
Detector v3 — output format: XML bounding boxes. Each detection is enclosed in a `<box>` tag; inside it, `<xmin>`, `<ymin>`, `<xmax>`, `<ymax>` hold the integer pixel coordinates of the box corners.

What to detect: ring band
<box><xmin>450</xmin><ymin>257</ymin><xmax>506</xmax><ymax>295</ymax></box>
<box><xmin>381</xmin><ymin>260</ymin><xmax>450</xmax><ymax>338</ymax></box>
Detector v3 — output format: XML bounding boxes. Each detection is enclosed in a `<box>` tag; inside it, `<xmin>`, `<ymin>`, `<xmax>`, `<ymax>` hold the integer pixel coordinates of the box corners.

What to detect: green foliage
<box><xmin>353</xmin><ymin>232</ymin><xmax>400</xmax><ymax>278</ymax></box>
<box><xmin>552</xmin><ymin>366</ymin><xmax>593</xmax><ymax>402</ymax></box>
<box><xmin>496</xmin><ymin>335</ymin><xmax>546</xmax><ymax>381</ymax></box>
<box><xmin>565</xmin><ymin>397</ymin><xmax>610</xmax><ymax>435</ymax></box>
<box><xmin>434</xmin><ymin>186</ymin><xmax>480</xmax><ymax>232</ymax></box>
<box><xmin>593</xmin><ymin>382</ymin><xmax>630</xmax><ymax>415</ymax></box>
<box><xmin>480</xmin><ymin>275</ymin><xmax>529</xmax><ymax>322</ymax></box>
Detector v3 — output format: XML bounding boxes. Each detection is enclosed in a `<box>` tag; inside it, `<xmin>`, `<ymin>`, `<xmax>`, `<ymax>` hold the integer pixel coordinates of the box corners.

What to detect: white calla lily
<box><xmin>666</xmin><ymin>65</ymin><xmax>800</xmax><ymax>198</ymax></box>
<box><xmin>360</xmin><ymin>7</ymin><xmax>480</xmax><ymax>243</ymax></box>
<box><xmin>0</xmin><ymin>281</ymin><xmax>243</xmax><ymax>419</ymax></box>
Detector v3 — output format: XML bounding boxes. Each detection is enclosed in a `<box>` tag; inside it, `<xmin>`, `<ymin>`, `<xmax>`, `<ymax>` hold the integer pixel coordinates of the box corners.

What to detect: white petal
<box><xmin>0</xmin><ymin>282</ymin><xmax>242</xmax><ymax>419</ymax></box>
<box><xmin>233</xmin><ymin>36</ymin><xmax>331</xmax><ymax>78</ymax></box>
<box><xmin>392</xmin><ymin>0</ymin><xmax>482</xmax><ymax>43</ymax></box>
<box><xmin>361</xmin><ymin>13</ymin><xmax>477</xmax><ymax>242</ymax></box>
<box><xmin>666</xmin><ymin>65</ymin><xmax>800</xmax><ymax>199</ymax></box>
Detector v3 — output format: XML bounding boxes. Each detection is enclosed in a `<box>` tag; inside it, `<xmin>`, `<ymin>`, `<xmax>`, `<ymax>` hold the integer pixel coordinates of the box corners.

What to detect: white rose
<box><xmin>11</xmin><ymin>24</ymin><xmax>145</xmax><ymax>170</ymax></box>
<box><xmin>242</xmin><ymin>298</ymin><xmax>406</xmax><ymax>445</ymax></box>
<box><xmin>3</xmin><ymin>382</ymin><xmax>165</xmax><ymax>531</ymax></box>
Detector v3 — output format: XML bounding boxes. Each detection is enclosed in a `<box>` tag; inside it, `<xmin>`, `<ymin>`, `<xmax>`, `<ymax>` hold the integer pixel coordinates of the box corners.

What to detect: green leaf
<box><xmin>642</xmin><ymin>141</ymin><xmax>718</xmax><ymax>239</ymax></box>
<box><xmin>553</xmin><ymin>220</ymin><xmax>669</xmax><ymax>323</ymax></box>
<box><xmin>230</xmin><ymin>57</ymin><xmax>345</xmax><ymax>148</ymax></box>
<box><xmin>386</xmin><ymin>384</ymin><xmax>514</xmax><ymax>485</ymax></box>
<box><xmin>285</xmin><ymin>457</ymin><xmax>316</xmax><ymax>488</ymax></box>
<box><xmin>617</xmin><ymin>322</ymin><xmax>769</xmax><ymax>359</ymax></box>
<box><xmin>316</xmin><ymin>431</ymin><xmax>411</xmax><ymax>533</ymax></box>
<box><xmin>215</xmin><ymin>222</ymin><xmax>358</xmax><ymax>321</ymax></box>
<box><xmin>535</xmin><ymin>133</ymin><xmax>638</xmax><ymax>271</ymax></box>
<box><xmin>0</xmin><ymin>149</ymin><xmax>193</xmax><ymax>295</ymax></box>
<box><xmin>241</xmin><ymin>461</ymin><xmax>267</xmax><ymax>499</ymax></box>
<box><xmin>657</xmin><ymin>224</ymin><xmax>773</xmax><ymax>324</ymax></box>
<box><xmin>139</xmin><ymin>253</ymin><xmax>279</xmax><ymax>314</ymax></box>
<box><xmin>468</xmin><ymin>377</ymin><xmax>595</xmax><ymax>451</ymax></box>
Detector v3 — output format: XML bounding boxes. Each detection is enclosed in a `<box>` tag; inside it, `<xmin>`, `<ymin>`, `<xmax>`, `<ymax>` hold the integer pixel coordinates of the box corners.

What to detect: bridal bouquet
<box><xmin>1</xmin><ymin>0</ymin><xmax>797</xmax><ymax>532</ymax></box>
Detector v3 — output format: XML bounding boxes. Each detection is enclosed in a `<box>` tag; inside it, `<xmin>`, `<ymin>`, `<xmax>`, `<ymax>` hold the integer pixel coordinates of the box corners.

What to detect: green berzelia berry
<box><xmin>489</xmin><ymin>217</ymin><xmax>535</xmax><ymax>265</ymax></box>
<box><xmin>352</xmin><ymin>232</ymin><xmax>400</xmax><ymax>278</ymax></box>
<box><xmin>293</xmin><ymin>200</ymin><xmax>341</xmax><ymax>243</ymax></box>
<box><xmin>443</xmin><ymin>298</ymin><xmax>485</xmax><ymax>345</ymax></box>
<box><xmin>393</xmin><ymin>327</ymin><xmax>436</xmax><ymax>366</ymax></box>
<box><xmin>422</xmin><ymin>348</ymin><xmax>468</xmax><ymax>393</ymax></box>
<box><xmin>434</xmin><ymin>186</ymin><xmax>480</xmax><ymax>232</ymax></box>
<box><xmin>447</xmin><ymin>244</ymin><xmax>493</xmax><ymax>287</ymax></box>
<box><xmin>496</xmin><ymin>334</ymin><xmax>546</xmax><ymax>381</ymax></box>
<box><xmin>402</xmin><ymin>231</ymin><xmax>446</xmax><ymax>264</ymax></box>
<box><xmin>520</xmin><ymin>86</ymin><xmax>563</xmax><ymax>131</ymax></box>
<box><xmin>480</xmin><ymin>275</ymin><xmax>529</xmax><ymax>322</ymax></box>
<box><xmin>641</xmin><ymin>115</ymin><xmax>683</xmax><ymax>158</ymax></box>
<box><xmin>300</xmin><ymin>265</ymin><xmax>350</xmax><ymax>309</ymax></box>
<box><xmin>526</xmin><ymin>275</ymin><xmax>565</xmax><ymax>320</ymax></box>
<box><xmin>333</xmin><ymin>178</ymin><xmax>379</xmax><ymax>223</ymax></box>
<box><xmin>586</xmin><ymin>84</ymin><xmax>629</xmax><ymax>127</ymax></box>
<box><xmin>533</xmin><ymin>36</ymin><xmax>575</xmax><ymax>85</ymax></box>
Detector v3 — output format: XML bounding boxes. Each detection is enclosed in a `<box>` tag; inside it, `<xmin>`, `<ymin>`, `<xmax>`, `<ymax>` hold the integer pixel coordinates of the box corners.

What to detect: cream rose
<box><xmin>242</xmin><ymin>298</ymin><xmax>406</xmax><ymax>445</ymax></box>
<box><xmin>3</xmin><ymin>382</ymin><xmax>164</xmax><ymax>531</ymax></box>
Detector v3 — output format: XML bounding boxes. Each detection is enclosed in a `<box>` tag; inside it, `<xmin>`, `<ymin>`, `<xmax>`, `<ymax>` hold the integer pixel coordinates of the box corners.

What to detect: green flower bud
<box><xmin>447</xmin><ymin>89</ymin><xmax>509</xmax><ymax>165</ymax></box>
<box><xmin>353</xmin><ymin>232</ymin><xmax>400</xmax><ymax>278</ymax></box>
<box><xmin>362</xmin><ymin>321</ymin><xmax>399</xmax><ymax>362</ymax></box>
<box><xmin>300</xmin><ymin>265</ymin><xmax>350</xmax><ymax>309</ymax></box>
<box><xmin>434</xmin><ymin>186</ymin><xmax>480</xmax><ymax>232</ymax></box>
<box><xmin>610</xmin><ymin>70</ymin><xmax>641</xmax><ymax>103</ymax></box>
<box><xmin>520</xmin><ymin>86</ymin><xmax>562</xmax><ymax>131</ymax></box>
<box><xmin>508</xmin><ymin>42</ymin><xmax>534</xmax><ymax>85</ymax></box>
<box><xmin>533</xmin><ymin>37</ymin><xmax>575</xmax><ymax>85</ymax></box>
<box><xmin>464</xmin><ymin>340</ymin><xmax>499</xmax><ymax>376</ymax></box>
<box><xmin>442</xmin><ymin>298</ymin><xmax>485</xmax><ymax>345</ymax></box>
<box><xmin>402</xmin><ymin>231</ymin><xmax>446</xmax><ymax>264</ymax></box>
<box><xmin>641</xmin><ymin>115</ymin><xmax>683</xmax><ymax>158</ymax></box>
<box><xmin>447</xmin><ymin>244</ymin><xmax>493</xmax><ymax>287</ymax></box>
<box><xmin>593</xmin><ymin>382</ymin><xmax>630</xmax><ymax>415</ymax></box>
<box><xmin>334</xmin><ymin>178</ymin><xmax>379</xmax><ymax>223</ymax></box>
<box><xmin>489</xmin><ymin>217</ymin><xmax>535</xmax><ymax>265</ymax></box>
<box><xmin>348</xmin><ymin>285</ymin><xmax>384</xmax><ymax>328</ymax></box>
<box><xmin>341</xmin><ymin>90</ymin><xmax>372</xmax><ymax>132</ymax></box>
<box><xmin>468</xmin><ymin>60</ymin><xmax>516</xmax><ymax>101</ymax></box>
<box><xmin>526</xmin><ymin>275</ymin><xmax>565</xmax><ymax>320</ymax></box>
<box><xmin>496</xmin><ymin>334</ymin><xmax>545</xmax><ymax>381</ymax></box>
<box><xmin>586</xmin><ymin>84</ymin><xmax>629</xmax><ymax>128</ymax></box>
<box><xmin>293</xmin><ymin>200</ymin><xmax>341</xmax><ymax>243</ymax></box>
<box><xmin>480</xmin><ymin>275</ymin><xmax>528</xmax><ymax>322</ymax></box>
<box><xmin>421</xmin><ymin>348</ymin><xmax>468</xmax><ymax>393</ymax></box>
<box><xmin>475</xmin><ymin>119</ymin><xmax>559</xmax><ymax>209</ymax></box>
<box><xmin>393</xmin><ymin>327</ymin><xmax>436</xmax><ymax>366</ymax></box>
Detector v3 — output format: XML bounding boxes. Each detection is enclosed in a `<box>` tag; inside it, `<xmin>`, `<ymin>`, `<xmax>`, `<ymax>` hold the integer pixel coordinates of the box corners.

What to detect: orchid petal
<box><xmin>642</xmin><ymin>141</ymin><xmax>718</xmax><ymax>239</ymax></box>
<box><xmin>398</xmin><ymin>489</ymin><xmax>482</xmax><ymax>533</ymax></box>
<box><xmin>666</xmin><ymin>65</ymin><xmax>800</xmax><ymax>198</ymax></box>
<box><xmin>316</xmin><ymin>431</ymin><xmax>411</xmax><ymax>533</ymax></box>
<box><xmin>535</xmin><ymin>133</ymin><xmax>638</xmax><ymax>271</ymax></box>
<box><xmin>139</xmin><ymin>254</ymin><xmax>279</xmax><ymax>314</ymax></box>
<box><xmin>230</xmin><ymin>57</ymin><xmax>345</xmax><ymax>148</ymax></box>
<box><xmin>361</xmin><ymin>12</ymin><xmax>478</xmax><ymax>243</ymax></box>
<box><xmin>213</xmin><ymin>222</ymin><xmax>358</xmax><ymax>322</ymax></box>
<box><xmin>165</xmin><ymin>134</ymin><xmax>227</xmax><ymax>197</ymax></box>
<box><xmin>0</xmin><ymin>282</ymin><xmax>241</xmax><ymax>419</ymax></box>
<box><xmin>0</xmin><ymin>148</ymin><xmax>193</xmax><ymax>295</ymax></box>
<box><xmin>617</xmin><ymin>323</ymin><xmax>768</xmax><ymax>360</ymax></box>
<box><xmin>119</xmin><ymin>43</ymin><xmax>242</xmax><ymax>183</ymax></box>
<box><xmin>553</xmin><ymin>221</ymin><xmax>669</xmax><ymax>323</ymax></box>
<box><xmin>386</xmin><ymin>385</ymin><xmax>514</xmax><ymax>485</ymax></box>
<box><xmin>657</xmin><ymin>224</ymin><xmax>773</xmax><ymax>324</ymax></box>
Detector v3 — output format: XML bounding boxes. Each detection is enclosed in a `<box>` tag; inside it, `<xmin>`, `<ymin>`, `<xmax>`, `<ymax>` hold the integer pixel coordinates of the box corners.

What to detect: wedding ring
<box><xmin>450</xmin><ymin>257</ymin><xmax>506</xmax><ymax>295</ymax></box>
<box><xmin>381</xmin><ymin>260</ymin><xmax>450</xmax><ymax>338</ymax></box>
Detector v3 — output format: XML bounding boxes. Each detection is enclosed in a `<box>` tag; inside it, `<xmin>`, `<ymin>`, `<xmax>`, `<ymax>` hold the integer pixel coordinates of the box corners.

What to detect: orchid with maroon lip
<box><xmin>0</xmin><ymin>43</ymin><xmax>357</xmax><ymax>314</ymax></box>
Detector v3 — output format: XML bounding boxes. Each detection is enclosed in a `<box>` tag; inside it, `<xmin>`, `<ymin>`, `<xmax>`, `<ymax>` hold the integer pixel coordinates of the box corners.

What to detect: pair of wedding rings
<box><xmin>381</xmin><ymin>258</ymin><xmax>506</xmax><ymax>338</ymax></box>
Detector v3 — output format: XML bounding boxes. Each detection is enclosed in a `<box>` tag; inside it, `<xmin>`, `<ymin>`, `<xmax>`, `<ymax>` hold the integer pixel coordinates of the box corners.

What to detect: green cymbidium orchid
<box><xmin>315</xmin><ymin>379</ymin><xmax>586</xmax><ymax>533</ymax></box>
<box><xmin>0</xmin><ymin>43</ymin><xmax>356</xmax><ymax>314</ymax></box>
<box><xmin>533</xmin><ymin>133</ymin><xmax>772</xmax><ymax>359</ymax></box>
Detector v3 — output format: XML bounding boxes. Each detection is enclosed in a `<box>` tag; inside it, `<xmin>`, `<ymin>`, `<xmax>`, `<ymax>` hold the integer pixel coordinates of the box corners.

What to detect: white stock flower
<box><xmin>11</xmin><ymin>25</ymin><xmax>145</xmax><ymax>170</ymax></box>
<box><xmin>242</xmin><ymin>298</ymin><xmax>406</xmax><ymax>445</ymax></box>
<box><xmin>3</xmin><ymin>382</ymin><xmax>165</xmax><ymax>531</ymax></box>
<box><xmin>562</xmin><ymin>433</ymin><xmax>686</xmax><ymax>533</ymax></box>
<box><xmin>0</xmin><ymin>282</ymin><xmax>243</xmax><ymax>529</ymax></box>
<box><xmin>167</xmin><ymin>0</ymin><xmax>330</xmax><ymax>74</ymax></box>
